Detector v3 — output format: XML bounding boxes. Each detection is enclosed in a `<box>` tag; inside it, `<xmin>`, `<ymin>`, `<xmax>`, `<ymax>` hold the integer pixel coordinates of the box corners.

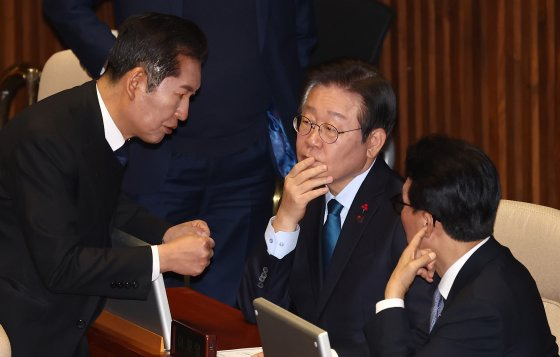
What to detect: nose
<box><xmin>305</xmin><ymin>124</ymin><xmax>322</xmax><ymax>146</ymax></box>
<box><xmin>176</xmin><ymin>97</ymin><xmax>190</xmax><ymax>121</ymax></box>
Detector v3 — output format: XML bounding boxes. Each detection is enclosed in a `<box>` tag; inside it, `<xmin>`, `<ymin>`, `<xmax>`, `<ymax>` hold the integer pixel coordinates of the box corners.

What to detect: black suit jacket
<box><xmin>0</xmin><ymin>81</ymin><xmax>170</xmax><ymax>356</ymax></box>
<box><xmin>239</xmin><ymin>159</ymin><xmax>434</xmax><ymax>357</ymax></box>
<box><xmin>369</xmin><ymin>237</ymin><xmax>559</xmax><ymax>356</ymax></box>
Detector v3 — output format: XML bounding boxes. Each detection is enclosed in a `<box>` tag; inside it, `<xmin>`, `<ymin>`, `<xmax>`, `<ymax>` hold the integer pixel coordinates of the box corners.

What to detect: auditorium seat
<box><xmin>493</xmin><ymin>199</ymin><xmax>560</xmax><ymax>340</ymax></box>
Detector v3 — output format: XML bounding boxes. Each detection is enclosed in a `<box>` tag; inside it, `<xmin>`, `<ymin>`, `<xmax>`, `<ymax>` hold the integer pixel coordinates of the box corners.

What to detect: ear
<box><xmin>366</xmin><ymin>128</ymin><xmax>387</xmax><ymax>159</ymax></box>
<box><xmin>421</xmin><ymin>211</ymin><xmax>436</xmax><ymax>239</ymax></box>
<box><xmin>125</xmin><ymin>67</ymin><xmax>147</xmax><ymax>101</ymax></box>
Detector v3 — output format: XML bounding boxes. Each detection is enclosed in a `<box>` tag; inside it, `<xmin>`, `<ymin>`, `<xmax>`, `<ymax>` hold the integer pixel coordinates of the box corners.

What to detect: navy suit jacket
<box><xmin>239</xmin><ymin>159</ymin><xmax>434</xmax><ymax>357</ymax></box>
<box><xmin>0</xmin><ymin>81</ymin><xmax>170</xmax><ymax>356</ymax></box>
<box><xmin>368</xmin><ymin>237</ymin><xmax>559</xmax><ymax>356</ymax></box>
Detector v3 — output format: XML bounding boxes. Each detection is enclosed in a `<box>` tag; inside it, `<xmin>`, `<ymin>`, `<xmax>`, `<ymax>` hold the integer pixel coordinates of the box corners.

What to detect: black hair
<box><xmin>405</xmin><ymin>134</ymin><xmax>501</xmax><ymax>242</ymax></box>
<box><xmin>301</xmin><ymin>58</ymin><xmax>396</xmax><ymax>142</ymax></box>
<box><xmin>105</xmin><ymin>12</ymin><xmax>207</xmax><ymax>91</ymax></box>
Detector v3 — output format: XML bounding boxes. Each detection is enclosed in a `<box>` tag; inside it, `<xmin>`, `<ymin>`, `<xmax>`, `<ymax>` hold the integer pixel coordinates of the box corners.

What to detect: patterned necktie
<box><xmin>114</xmin><ymin>142</ymin><xmax>129</xmax><ymax>166</ymax></box>
<box><xmin>322</xmin><ymin>199</ymin><xmax>344</xmax><ymax>270</ymax></box>
<box><xmin>429</xmin><ymin>288</ymin><xmax>445</xmax><ymax>332</ymax></box>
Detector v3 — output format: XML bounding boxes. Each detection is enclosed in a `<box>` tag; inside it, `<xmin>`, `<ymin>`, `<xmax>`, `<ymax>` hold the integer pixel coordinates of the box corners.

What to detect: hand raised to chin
<box><xmin>273</xmin><ymin>157</ymin><xmax>333</xmax><ymax>232</ymax></box>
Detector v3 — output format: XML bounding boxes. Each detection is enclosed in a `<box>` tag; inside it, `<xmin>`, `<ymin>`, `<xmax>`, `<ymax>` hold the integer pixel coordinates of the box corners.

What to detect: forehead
<box><xmin>303</xmin><ymin>85</ymin><xmax>362</xmax><ymax>121</ymax></box>
<box><xmin>160</xmin><ymin>55</ymin><xmax>201</xmax><ymax>91</ymax></box>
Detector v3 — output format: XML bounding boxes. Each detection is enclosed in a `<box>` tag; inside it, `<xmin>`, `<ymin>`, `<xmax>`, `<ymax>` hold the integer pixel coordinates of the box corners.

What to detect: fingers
<box><xmin>189</xmin><ymin>219</ymin><xmax>210</xmax><ymax>235</ymax></box>
<box><xmin>407</xmin><ymin>226</ymin><xmax>427</xmax><ymax>254</ymax></box>
<box><xmin>159</xmin><ymin>234</ymin><xmax>215</xmax><ymax>276</ymax></box>
<box><xmin>411</xmin><ymin>251</ymin><xmax>437</xmax><ymax>282</ymax></box>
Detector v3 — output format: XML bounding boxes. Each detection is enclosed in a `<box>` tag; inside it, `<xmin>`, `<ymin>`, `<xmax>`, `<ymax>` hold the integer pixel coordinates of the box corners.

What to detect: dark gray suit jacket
<box><xmin>368</xmin><ymin>237</ymin><xmax>559</xmax><ymax>356</ymax></box>
<box><xmin>0</xmin><ymin>81</ymin><xmax>170</xmax><ymax>356</ymax></box>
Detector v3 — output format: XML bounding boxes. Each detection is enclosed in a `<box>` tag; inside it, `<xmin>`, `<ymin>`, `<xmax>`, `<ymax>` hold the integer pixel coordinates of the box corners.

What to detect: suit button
<box><xmin>131</xmin><ymin>281</ymin><xmax>138</xmax><ymax>289</ymax></box>
<box><xmin>110</xmin><ymin>281</ymin><xmax>116</xmax><ymax>288</ymax></box>
<box><xmin>124</xmin><ymin>281</ymin><xmax>130</xmax><ymax>289</ymax></box>
<box><xmin>116</xmin><ymin>281</ymin><xmax>123</xmax><ymax>288</ymax></box>
<box><xmin>76</xmin><ymin>319</ymin><xmax>86</xmax><ymax>329</ymax></box>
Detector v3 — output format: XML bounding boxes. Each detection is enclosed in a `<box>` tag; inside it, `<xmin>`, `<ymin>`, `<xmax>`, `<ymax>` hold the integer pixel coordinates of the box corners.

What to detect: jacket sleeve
<box><xmin>367</xmin><ymin>299</ymin><xmax>506</xmax><ymax>357</ymax></box>
<box><xmin>237</xmin><ymin>236</ymin><xmax>295</xmax><ymax>323</ymax></box>
<box><xmin>113</xmin><ymin>193</ymin><xmax>172</xmax><ymax>245</ymax></box>
<box><xmin>43</xmin><ymin>0</ymin><xmax>116</xmax><ymax>77</ymax></box>
<box><xmin>10</xmin><ymin>132</ymin><xmax>152</xmax><ymax>299</ymax></box>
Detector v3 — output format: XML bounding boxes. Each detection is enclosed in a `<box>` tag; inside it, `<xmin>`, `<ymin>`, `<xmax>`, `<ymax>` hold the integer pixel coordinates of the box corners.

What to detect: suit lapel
<box><xmin>77</xmin><ymin>82</ymin><xmax>125</xmax><ymax>222</ymax></box>
<box><xmin>301</xmin><ymin>196</ymin><xmax>326</xmax><ymax>299</ymax></box>
<box><xmin>315</xmin><ymin>159</ymin><xmax>393</xmax><ymax>318</ymax></box>
<box><xmin>445</xmin><ymin>236</ymin><xmax>503</xmax><ymax>306</ymax></box>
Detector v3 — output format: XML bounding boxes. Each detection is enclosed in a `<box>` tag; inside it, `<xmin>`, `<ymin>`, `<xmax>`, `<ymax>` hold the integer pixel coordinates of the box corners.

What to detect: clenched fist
<box><xmin>158</xmin><ymin>233</ymin><xmax>215</xmax><ymax>276</ymax></box>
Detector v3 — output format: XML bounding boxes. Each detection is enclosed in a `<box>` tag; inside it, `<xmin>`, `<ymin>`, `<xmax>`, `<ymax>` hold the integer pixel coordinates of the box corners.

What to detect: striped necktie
<box><xmin>429</xmin><ymin>288</ymin><xmax>445</xmax><ymax>332</ymax></box>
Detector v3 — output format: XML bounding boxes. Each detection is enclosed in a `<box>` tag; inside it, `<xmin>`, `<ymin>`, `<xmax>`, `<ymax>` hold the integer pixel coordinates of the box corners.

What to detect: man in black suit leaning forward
<box><xmin>0</xmin><ymin>14</ymin><xmax>215</xmax><ymax>356</ymax></box>
<box><xmin>239</xmin><ymin>59</ymin><xmax>433</xmax><ymax>357</ymax></box>
<box><xmin>370</xmin><ymin>135</ymin><xmax>558</xmax><ymax>356</ymax></box>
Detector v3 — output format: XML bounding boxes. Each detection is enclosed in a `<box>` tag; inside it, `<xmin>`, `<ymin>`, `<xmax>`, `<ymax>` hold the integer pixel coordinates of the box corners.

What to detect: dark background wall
<box><xmin>1</xmin><ymin>0</ymin><xmax>559</xmax><ymax>209</ymax></box>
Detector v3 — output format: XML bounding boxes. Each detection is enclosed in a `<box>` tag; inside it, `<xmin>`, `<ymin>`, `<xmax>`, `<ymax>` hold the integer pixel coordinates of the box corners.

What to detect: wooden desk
<box><xmin>88</xmin><ymin>287</ymin><xmax>260</xmax><ymax>356</ymax></box>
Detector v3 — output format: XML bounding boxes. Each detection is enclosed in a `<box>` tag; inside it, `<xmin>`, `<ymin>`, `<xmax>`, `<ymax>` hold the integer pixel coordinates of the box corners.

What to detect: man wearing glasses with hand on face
<box><xmin>368</xmin><ymin>135</ymin><xmax>558</xmax><ymax>356</ymax></box>
<box><xmin>238</xmin><ymin>59</ymin><xmax>434</xmax><ymax>357</ymax></box>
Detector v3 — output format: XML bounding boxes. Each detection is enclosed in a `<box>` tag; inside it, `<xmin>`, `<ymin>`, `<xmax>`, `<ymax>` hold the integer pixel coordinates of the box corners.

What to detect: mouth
<box><xmin>163</xmin><ymin>125</ymin><xmax>177</xmax><ymax>134</ymax></box>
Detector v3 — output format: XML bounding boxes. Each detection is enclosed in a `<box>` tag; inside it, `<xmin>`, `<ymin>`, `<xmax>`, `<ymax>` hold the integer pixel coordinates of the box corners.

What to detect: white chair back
<box><xmin>494</xmin><ymin>199</ymin><xmax>560</xmax><ymax>340</ymax></box>
<box><xmin>37</xmin><ymin>50</ymin><xmax>92</xmax><ymax>101</ymax></box>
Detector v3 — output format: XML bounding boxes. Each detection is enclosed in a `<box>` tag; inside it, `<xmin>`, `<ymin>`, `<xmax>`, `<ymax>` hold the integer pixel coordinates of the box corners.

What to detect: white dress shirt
<box><xmin>265</xmin><ymin>161</ymin><xmax>374</xmax><ymax>259</ymax></box>
<box><xmin>96</xmin><ymin>85</ymin><xmax>160</xmax><ymax>282</ymax></box>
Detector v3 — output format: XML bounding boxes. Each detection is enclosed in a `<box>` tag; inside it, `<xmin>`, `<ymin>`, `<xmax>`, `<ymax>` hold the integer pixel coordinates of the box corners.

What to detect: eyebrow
<box><xmin>180</xmin><ymin>84</ymin><xmax>197</xmax><ymax>93</ymax></box>
<box><xmin>302</xmin><ymin>105</ymin><xmax>348</xmax><ymax>121</ymax></box>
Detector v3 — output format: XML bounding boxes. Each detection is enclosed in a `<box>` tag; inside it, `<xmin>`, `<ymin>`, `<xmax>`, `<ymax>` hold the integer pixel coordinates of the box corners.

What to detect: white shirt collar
<box><xmin>437</xmin><ymin>236</ymin><xmax>490</xmax><ymax>299</ymax></box>
<box><xmin>325</xmin><ymin>159</ymin><xmax>375</xmax><ymax>224</ymax></box>
<box><xmin>96</xmin><ymin>84</ymin><xmax>126</xmax><ymax>151</ymax></box>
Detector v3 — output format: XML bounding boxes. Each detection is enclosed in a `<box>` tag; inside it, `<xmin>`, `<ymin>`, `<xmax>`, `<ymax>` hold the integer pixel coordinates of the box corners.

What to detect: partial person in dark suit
<box><xmin>0</xmin><ymin>14</ymin><xmax>215</xmax><ymax>356</ymax></box>
<box><xmin>43</xmin><ymin>0</ymin><xmax>316</xmax><ymax>305</ymax></box>
<box><xmin>369</xmin><ymin>135</ymin><xmax>559</xmax><ymax>356</ymax></box>
<box><xmin>238</xmin><ymin>59</ymin><xmax>433</xmax><ymax>357</ymax></box>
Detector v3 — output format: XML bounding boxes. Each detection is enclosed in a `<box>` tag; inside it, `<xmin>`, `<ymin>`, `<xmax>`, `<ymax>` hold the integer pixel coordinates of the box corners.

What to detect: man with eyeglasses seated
<box><xmin>238</xmin><ymin>59</ymin><xmax>434</xmax><ymax>357</ymax></box>
<box><xmin>368</xmin><ymin>135</ymin><xmax>558</xmax><ymax>356</ymax></box>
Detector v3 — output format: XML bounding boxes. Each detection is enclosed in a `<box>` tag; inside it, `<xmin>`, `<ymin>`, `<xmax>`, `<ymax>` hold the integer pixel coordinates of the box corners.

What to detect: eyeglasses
<box><xmin>293</xmin><ymin>115</ymin><xmax>362</xmax><ymax>144</ymax></box>
<box><xmin>390</xmin><ymin>194</ymin><xmax>413</xmax><ymax>215</ymax></box>
<box><xmin>390</xmin><ymin>194</ymin><xmax>440</xmax><ymax>224</ymax></box>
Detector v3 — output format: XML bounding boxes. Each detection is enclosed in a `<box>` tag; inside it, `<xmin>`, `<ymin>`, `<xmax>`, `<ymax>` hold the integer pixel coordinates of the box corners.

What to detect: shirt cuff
<box><xmin>265</xmin><ymin>217</ymin><xmax>299</xmax><ymax>259</ymax></box>
<box><xmin>151</xmin><ymin>245</ymin><xmax>160</xmax><ymax>281</ymax></box>
<box><xmin>375</xmin><ymin>298</ymin><xmax>405</xmax><ymax>314</ymax></box>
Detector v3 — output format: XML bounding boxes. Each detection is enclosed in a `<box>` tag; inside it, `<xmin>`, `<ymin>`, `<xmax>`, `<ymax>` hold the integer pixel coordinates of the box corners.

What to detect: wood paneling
<box><xmin>379</xmin><ymin>0</ymin><xmax>560</xmax><ymax>209</ymax></box>
<box><xmin>1</xmin><ymin>0</ymin><xmax>559</xmax><ymax>208</ymax></box>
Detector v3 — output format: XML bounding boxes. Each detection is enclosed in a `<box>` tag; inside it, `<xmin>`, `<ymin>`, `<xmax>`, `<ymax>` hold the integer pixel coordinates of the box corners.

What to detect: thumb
<box><xmin>409</xmin><ymin>251</ymin><xmax>436</xmax><ymax>272</ymax></box>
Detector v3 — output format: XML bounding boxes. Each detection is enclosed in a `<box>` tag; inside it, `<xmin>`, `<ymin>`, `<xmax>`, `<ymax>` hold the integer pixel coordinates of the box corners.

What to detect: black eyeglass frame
<box><xmin>390</xmin><ymin>194</ymin><xmax>440</xmax><ymax>224</ymax></box>
<box><xmin>292</xmin><ymin>115</ymin><xmax>362</xmax><ymax>144</ymax></box>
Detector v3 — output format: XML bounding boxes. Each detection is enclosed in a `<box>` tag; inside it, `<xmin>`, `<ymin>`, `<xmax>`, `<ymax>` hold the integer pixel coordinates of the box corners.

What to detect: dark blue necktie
<box><xmin>114</xmin><ymin>142</ymin><xmax>129</xmax><ymax>166</ymax></box>
<box><xmin>322</xmin><ymin>199</ymin><xmax>344</xmax><ymax>270</ymax></box>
